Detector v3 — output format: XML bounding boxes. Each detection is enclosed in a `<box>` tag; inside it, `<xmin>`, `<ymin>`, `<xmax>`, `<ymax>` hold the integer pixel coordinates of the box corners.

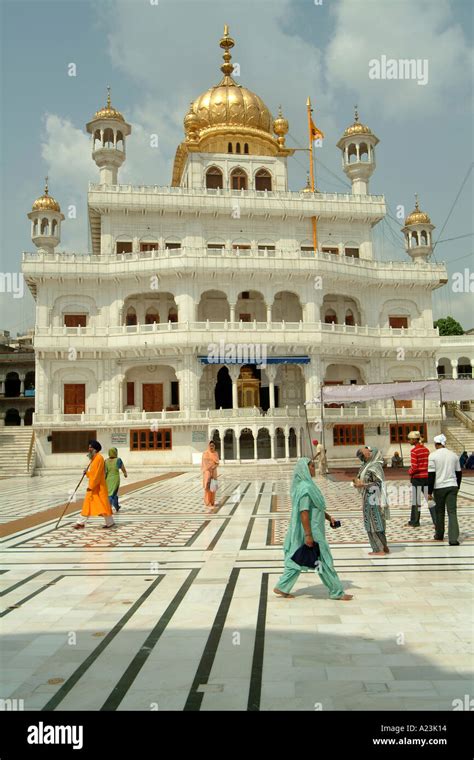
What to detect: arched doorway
<box><xmin>257</xmin><ymin>428</ymin><xmax>271</xmax><ymax>459</ymax></box>
<box><xmin>24</xmin><ymin>408</ymin><xmax>34</xmax><ymax>426</ymax></box>
<box><xmin>215</xmin><ymin>367</ymin><xmax>232</xmax><ymax>409</ymax></box>
<box><xmin>289</xmin><ymin>428</ymin><xmax>297</xmax><ymax>458</ymax></box>
<box><xmin>211</xmin><ymin>430</ymin><xmax>221</xmax><ymax>457</ymax></box>
<box><xmin>239</xmin><ymin>428</ymin><xmax>254</xmax><ymax>460</ymax></box>
<box><xmin>223</xmin><ymin>429</ymin><xmax>236</xmax><ymax>460</ymax></box>
<box><xmin>275</xmin><ymin>427</ymin><xmax>285</xmax><ymax>458</ymax></box>
<box><xmin>5</xmin><ymin>408</ymin><xmax>21</xmax><ymax>426</ymax></box>
<box><xmin>5</xmin><ymin>372</ymin><xmax>20</xmax><ymax>397</ymax></box>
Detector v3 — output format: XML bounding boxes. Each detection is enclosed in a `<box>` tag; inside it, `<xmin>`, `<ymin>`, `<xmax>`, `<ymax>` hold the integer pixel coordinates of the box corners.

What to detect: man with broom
<box><xmin>73</xmin><ymin>440</ymin><xmax>115</xmax><ymax>530</ymax></box>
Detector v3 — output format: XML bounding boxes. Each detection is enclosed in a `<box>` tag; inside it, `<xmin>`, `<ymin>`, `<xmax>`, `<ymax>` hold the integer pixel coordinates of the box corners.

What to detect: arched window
<box><xmin>103</xmin><ymin>128</ymin><xmax>114</xmax><ymax>148</ymax></box>
<box><xmin>420</xmin><ymin>231</ymin><xmax>428</xmax><ymax>245</ymax></box>
<box><xmin>33</xmin><ymin>219</ymin><xmax>38</xmax><ymax>236</ymax></box>
<box><xmin>236</xmin><ymin>143</ymin><xmax>241</xmax><ymax>154</ymax></box>
<box><xmin>244</xmin><ymin>143</ymin><xmax>249</xmax><ymax>154</ymax></box>
<box><xmin>228</xmin><ymin>142</ymin><xmax>233</xmax><ymax>153</ymax></box>
<box><xmin>116</xmin><ymin>131</ymin><xmax>124</xmax><ymax>151</ymax></box>
<box><xmin>255</xmin><ymin>169</ymin><xmax>272</xmax><ymax>191</ymax></box>
<box><xmin>145</xmin><ymin>308</ymin><xmax>159</xmax><ymax>325</ymax></box>
<box><xmin>40</xmin><ymin>218</ymin><xmax>49</xmax><ymax>235</ymax></box>
<box><xmin>51</xmin><ymin>220</ymin><xmax>58</xmax><ymax>236</ymax></box>
<box><xmin>324</xmin><ymin>309</ymin><xmax>337</xmax><ymax>325</ymax></box>
<box><xmin>205</xmin><ymin>166</ymin><xmax>223</xmax><ymax>189</ymax></box>
<box><xmin>348</xmin><ymin>143</ymin><xmax>358</xmax><ymax>163</ymax></box>
<box><xmin>125</xmin><ymin>307</ymin><xmax>137</xmax><ymax>326</ymax></box>
<box><xmin>345</xmin><ymin>310</ymin><xmax>355</xmax><ymax>326</ymax></box>
<box><xmin>168</xmin><ymin>307</ymin><xmax>178</xmax><ymax>323</ymax></box>
<box><xmin>93</xmin><ymin>129</ymin><xmax>101</xmax><ymax>150</ymax></box>
<box><xmin>359</xmin><ymin>143</ymin><xmax>369</xmax><ymax>162</ymax></box>
<box><xmin>230</xmin><ymin>168</ymin><xmax>248</xmax><ymax>191</ymax></box>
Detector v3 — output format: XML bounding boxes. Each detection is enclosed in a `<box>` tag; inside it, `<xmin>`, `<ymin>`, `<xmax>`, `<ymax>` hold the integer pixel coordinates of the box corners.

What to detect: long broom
<box><xmin>54</xmin><ymin>462</ymin><xmax>90</xmax><ymax>530</ymax></box>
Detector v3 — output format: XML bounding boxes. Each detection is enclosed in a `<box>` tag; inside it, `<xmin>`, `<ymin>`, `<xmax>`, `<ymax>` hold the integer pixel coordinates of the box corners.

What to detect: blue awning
<box><xmin>199</xmin><ymin>356</ymin><xmax>310</xmax><ymax>365</ymax></box>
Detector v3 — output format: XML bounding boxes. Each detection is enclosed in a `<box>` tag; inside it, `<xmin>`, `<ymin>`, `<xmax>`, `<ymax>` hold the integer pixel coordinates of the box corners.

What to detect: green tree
<box><xmin>434</xmin><ymin>316</ymin><xmax>464</xmax><ymax>335</ymax></box>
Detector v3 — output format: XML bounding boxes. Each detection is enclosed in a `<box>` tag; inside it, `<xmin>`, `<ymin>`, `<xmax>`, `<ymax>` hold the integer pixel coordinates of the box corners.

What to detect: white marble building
<box><xmin>21</xmin><ymin>28</ymin><xmax>472</xmax><ymax>470</ymax></box>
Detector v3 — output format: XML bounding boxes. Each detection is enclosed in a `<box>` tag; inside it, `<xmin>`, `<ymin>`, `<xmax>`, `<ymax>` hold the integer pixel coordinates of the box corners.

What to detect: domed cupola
<box><xmin>336</xmin><ymin>107</ymin><xmax>379</xmax><ymax>195</ymax></box>
<box><xmin>402</xmin><ymin>194</ymin><xmax>435</xmax><ymax>261</ymax></box>
<box><xmin>172</xmin><ymin>26</ymin><xmax>294</xmax><ymax>185</ymax></box>
<box><xmin>28</xmin><ymin>178</ymin><xmax>65</xmax><ymax>254</ymax></box>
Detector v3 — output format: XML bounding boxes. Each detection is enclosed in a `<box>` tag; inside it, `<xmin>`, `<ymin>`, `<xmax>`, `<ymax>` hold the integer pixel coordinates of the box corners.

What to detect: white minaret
<box><xmin>402</xmin><ymin>194</ymin><xmax>435</xmax><ymax>262</ymax></box>
<box><xmin>86</xmin><ymin>87</ymin><xmax>131</xmax><ymax>185</ymax></box>
<box><xmin>28</xmin><ymin>177</ymin><xmax>65</xmax><ymax>254</ymax></box>
<box><xmin>336</xmin><ymin>107</ymin><xmax>379</xmax><ymax>195</ymax></box>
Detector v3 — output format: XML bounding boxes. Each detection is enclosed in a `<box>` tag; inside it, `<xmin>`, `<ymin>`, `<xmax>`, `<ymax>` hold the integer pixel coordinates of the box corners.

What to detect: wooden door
<box><xmin>142</xmin><ymin>383</ymin><xmax>163</xmax><ymax>412</ymax></box>
<box><xmin>64</xmin><ymin>384</ymin><xmax>85</xmax><ymax>414</ymax></box>
<box><xmin>64</xmin><ymin>314</ymin><xmax>87</xmax><ymax>327</ymax></box>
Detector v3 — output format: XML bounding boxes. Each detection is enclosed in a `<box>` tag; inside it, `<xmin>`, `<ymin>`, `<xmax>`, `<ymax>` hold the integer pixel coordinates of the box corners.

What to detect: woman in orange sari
<box><xmin>201</xmin><ymin>441</ymin><xmax>219</xmax><ymax>509</ymax></box>
<box><xmin>74</xmin><ymin>440</ymin><xmax>115</xmax><ymax>529</ymax></box>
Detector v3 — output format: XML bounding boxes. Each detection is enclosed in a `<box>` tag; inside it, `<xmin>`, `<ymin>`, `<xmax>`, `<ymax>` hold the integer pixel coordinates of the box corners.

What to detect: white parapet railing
<box><xmin>34</xmin><ymin>320</ymin><xmax>440</xmax><ymax>340</ymax></box>
<box><xmin>33</xmin><ymin>401</ymin><xmax>441</xmax><ymax>428</ymax></box>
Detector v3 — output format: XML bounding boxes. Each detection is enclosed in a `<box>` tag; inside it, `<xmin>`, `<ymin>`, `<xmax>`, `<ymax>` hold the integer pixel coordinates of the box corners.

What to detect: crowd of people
<box><xmin>68</xmin><ymin>432</ymin><xmax>465</xmax><ymax>603</ymax></box>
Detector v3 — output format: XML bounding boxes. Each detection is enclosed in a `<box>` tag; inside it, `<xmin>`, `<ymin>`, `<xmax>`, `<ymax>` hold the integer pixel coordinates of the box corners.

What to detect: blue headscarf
<box><xmin>284</xmin><ymin>458</ymin><xmax>326</xmax><ymax>554</ymax></box>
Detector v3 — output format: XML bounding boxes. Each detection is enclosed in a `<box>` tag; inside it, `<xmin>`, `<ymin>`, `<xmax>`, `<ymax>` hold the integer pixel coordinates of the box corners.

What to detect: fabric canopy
<box><xmin>312</xmin><ymin>379</ymin><xmax>474</xmax><ymax>403</ymax></box>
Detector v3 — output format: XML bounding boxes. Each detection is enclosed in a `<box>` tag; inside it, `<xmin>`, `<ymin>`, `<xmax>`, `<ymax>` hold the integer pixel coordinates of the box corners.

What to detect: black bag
<box><xmin>291</xmin><ymin>542</ymin><xmax>321</xmax><ymax>568</ymax></box>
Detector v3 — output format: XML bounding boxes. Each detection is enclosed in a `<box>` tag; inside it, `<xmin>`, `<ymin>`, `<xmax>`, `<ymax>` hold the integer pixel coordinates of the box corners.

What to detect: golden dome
<box><xmin>301</xmin><ymin>173</ymin><xmax>320</xmax><ymax>193</ymax></box>
<box><xmin>343</xmin><ymin>106</ymin><xmax>372</xmax><ymax>137</ymax></box>
<box><xmin>405</xmin><ymin>195</ymin><xmax>431</xmax><ymax>225</ymax></box>
<box><xmin>185</xmin><ymin>27</ymin><xmax>276</xmax><ymax>140</ymax></box>
<box><xmin>93</xmin><ymin>87</ymin><xmax>125</xmax><ymax>123</ymax></box>
<box><xmin>32</xmin><ymin>178</ymin><xmax>61</xmax><ymax>212</ymax></box>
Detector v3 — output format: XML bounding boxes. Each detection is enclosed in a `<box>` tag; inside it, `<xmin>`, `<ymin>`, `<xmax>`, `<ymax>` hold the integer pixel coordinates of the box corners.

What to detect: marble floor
<box><xmin>1</xmin><ymin>466</ymin><xmax>473</xmax><ymax>711</ymax></box>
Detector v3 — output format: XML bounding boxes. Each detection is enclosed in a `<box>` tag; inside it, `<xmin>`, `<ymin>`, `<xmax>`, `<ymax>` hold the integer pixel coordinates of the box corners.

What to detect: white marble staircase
<box><xmin>0</xmin><ymin>428</ymin><xmax>35</xmax><ymax>476</ymax></box>
<box><xmin>442</xmin><ymin>419</ymin><xmax>474</xmax><ymax>455</ymax></box>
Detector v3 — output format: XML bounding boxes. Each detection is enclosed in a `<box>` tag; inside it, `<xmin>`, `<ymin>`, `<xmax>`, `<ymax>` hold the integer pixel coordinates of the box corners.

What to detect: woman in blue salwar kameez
<box><xmin>274</xmin><ymin>458</ymin><xmax>353</xmax><ymax>601</ymax></box>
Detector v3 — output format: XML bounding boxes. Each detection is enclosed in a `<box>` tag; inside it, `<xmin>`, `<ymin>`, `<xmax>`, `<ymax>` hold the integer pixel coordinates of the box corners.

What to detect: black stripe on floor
<box><xmin>42</xmin><ymin>573</ymin><xmax>166</xmax><ymax>711</ymax></box>
<box><xmin>0</xmin><ymin>570</ymin><xmax>44</xmax><ymax>596</ymax></box>
<box><xmin>183</xmin><ymin>567</ymin><xmax>240</xmax><ymax>711</ymax></box>
<box><xmin>247</xmin><ymin>573</ymin><xmax>268</xmax><ymax>711</ymax></box>
<box><xmin>100</xmin><ymin>568</ymin><xmax>200</xmax><ymax>711</ymax></box>
<box><xmin>0</xmin><ymin>575</ymin><xmax>65</xmax><ymax>618</ymax></box>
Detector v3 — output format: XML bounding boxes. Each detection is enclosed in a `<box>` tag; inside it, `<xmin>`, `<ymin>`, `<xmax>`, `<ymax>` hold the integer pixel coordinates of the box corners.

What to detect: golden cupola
<box><xmin>32</xmin><ymin>178</ymin><xmax>61</xmax><ymax>212</ymax></box>
<box><xmin>172</xmin><ymin>26</ymin><xmax>294</xmax><ymax>185</ymax></box>
<box><xmin>404</xmin><ymin>195</ymin><xmax>432</xmax><ymax>226</ymax></box>
<box><xmin>341</xmin><ymin>107</ymin><xmax>373</xmax><ymax>137</ymax></box>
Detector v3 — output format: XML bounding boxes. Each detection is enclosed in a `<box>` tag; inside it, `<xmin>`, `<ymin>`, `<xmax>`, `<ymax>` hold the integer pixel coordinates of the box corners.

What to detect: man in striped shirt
<box><xmin>407</xmin><ymin>431</ymin><xmax>434</xmax><ymax>527</ymax></box>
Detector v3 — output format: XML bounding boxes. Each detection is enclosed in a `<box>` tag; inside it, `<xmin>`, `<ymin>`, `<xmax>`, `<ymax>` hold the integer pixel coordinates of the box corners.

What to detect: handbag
<box><xmin>209</xmin><ymin>478</ymin><xmax>218</xmax><ymax>492</ymax></box>
<box><xmin>291</xmin><ymin>542</ymin><xmax>320</xmax><ymax>568</ymax></box>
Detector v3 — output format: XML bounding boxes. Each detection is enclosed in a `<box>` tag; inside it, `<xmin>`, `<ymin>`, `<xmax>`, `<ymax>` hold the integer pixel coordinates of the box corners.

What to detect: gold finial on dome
<box><xmin>273</xmin><ymin>105</ymin><xmax>289</xmax><ymax>146</ymax></box>
<box><xmin>219</xmin><ymin>24</ymin><xmax>235</xmax><ymax>81</ymax></box>
<box><xmin>342</xmin><ymin>106</ymin><xmax>372</xmax><ymax>137</ymax></box>
<box><xmin>405</xmin><ymin>193</ymin><xmax>432</xmax><ymax>225</ymax></box>
<box><xmin>32</xmin><ymin>176</ymin><xmax>61</xmax><ymax>212</ymax></box>
<box><xmin>93</xmin><ymin>86</ymin><xmax>125</xmax><ymax>122</ymax></box>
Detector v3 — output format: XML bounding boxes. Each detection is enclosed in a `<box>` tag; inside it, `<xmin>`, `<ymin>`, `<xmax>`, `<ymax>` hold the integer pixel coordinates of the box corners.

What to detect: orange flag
<box><xmin>310</xmin><ymin>117</ymin><xmax>324</xmax><ymax>141</ymax></box>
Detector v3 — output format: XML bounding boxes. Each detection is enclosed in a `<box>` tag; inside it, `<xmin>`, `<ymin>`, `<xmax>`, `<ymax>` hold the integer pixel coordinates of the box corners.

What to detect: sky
<box><xmin>0</xmin><ymin>0</ymin><xmax>473</xmax><ymax>335</ymax></box>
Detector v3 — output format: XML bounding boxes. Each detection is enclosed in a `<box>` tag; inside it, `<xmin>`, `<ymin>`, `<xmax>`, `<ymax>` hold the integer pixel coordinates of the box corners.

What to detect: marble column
<box><xmin>270</xmin><ymin>431</ymin><xmax>276</xmax><ymax>460</ymax></box>
<box><xmin>228</xmin><ymin>365</ymin><xmax>240</xmax><ymax>409</ymax></box>
<box><xmin>284</xmin><ymin>426</ymin><xmax>290</xmax><ymax>461</ymax></box>
<box><xmin>236</xmin><ymin>430</ymin><xmax>241</xmax><ymax>461</ymax></box>
<box><xmin>266</xmin><ymin>365</ymin><xmax>278</xmax><ymax>409</ymax></box>
<box><xmin>451</xmin><ymin>359</ymin><xmax>458</xmax><ymax>380</ymax></box>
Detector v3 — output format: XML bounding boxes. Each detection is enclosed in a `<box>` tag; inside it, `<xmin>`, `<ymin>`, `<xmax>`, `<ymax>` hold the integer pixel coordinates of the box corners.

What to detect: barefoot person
<box><xmin>201</xmin><ymin>440</ymin><xmax>219</xmax><ymax>509</ymax></box>
<box><xmin>353</xmin><ymin>446</ymin><xmax>390</xmax><ymax>556</ymax></box>
<box><xmin>274</xmin><ymin>457</ymin><xmax>352</xmax><ymax>600</ymax></box>
<box><xmin>105</xmin><ymin>447</ymin><xmax>128</xmax><ymax>513</ymax></box>
<box><xmin>73</xmin><ymin>440</ymin><xmax>115</xmax><ymax>530</ymax></box>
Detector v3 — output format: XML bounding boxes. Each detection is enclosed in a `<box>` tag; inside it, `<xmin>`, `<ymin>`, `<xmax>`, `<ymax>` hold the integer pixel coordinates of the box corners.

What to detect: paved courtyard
<box><xmin>1</xmin><ymin>466</ymin><xmax>473</xmax><ymax>711</ymax></box>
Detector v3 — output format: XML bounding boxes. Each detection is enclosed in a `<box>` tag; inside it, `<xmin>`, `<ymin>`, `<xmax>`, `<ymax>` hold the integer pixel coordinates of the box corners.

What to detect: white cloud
<box><xmin>325</xmin><ymin>0</ymin><xmax>473</xmax><ymax>120</ymax></box>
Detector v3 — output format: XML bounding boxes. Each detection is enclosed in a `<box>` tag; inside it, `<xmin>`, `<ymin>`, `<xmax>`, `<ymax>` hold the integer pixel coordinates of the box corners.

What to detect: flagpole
<box><xmin>306</xmin><ymin>97</ymin><xmax>318</xmax><ymax>255</ymax></box>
